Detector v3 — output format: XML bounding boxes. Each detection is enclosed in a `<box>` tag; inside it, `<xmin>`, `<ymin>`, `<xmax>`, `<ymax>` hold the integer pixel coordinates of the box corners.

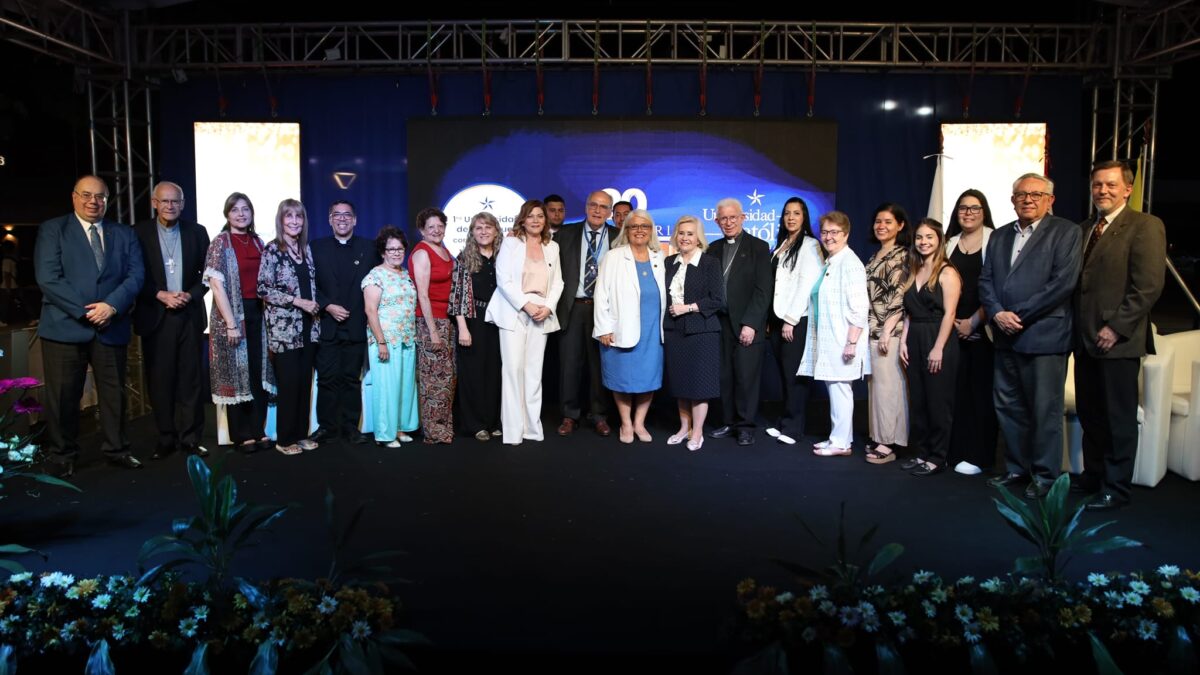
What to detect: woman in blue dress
<box><xmin>593</xmin><ymin>210</ymin><xmax>666</xmax><ymax>444</ymax></box>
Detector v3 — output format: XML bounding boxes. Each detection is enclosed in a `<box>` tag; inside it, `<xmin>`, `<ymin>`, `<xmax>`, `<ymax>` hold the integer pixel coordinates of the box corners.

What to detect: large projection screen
<box><xmin>408</xmin><ymin>119</ymin><xmax>838</xmax><ymax>256</ymax></box>
<box><xmin>937</xmin><ymin>123</ymin><xmax>1047</xmax><ymax>225</ymax></box>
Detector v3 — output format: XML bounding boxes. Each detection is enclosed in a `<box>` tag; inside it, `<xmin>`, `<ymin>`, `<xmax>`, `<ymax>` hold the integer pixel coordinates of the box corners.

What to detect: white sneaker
<box><xmin>765</xmin><ymin>427</ymin><xmax>781</xmax><ymax>438</ymax></box>
<box><xmin>777</xmin><ymin>434</ymin><xmax>796</xmax><ymax>445</ymax></box>
<box><xmin>954</xmin><ymin>461</ymin><xmax>983</xmax><ymax>475</ymax></box>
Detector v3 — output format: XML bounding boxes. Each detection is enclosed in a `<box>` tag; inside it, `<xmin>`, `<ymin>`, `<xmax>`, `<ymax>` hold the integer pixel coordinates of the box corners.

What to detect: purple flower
<box><xmin>13</xmin><ymin>397</ymin><xmax>42</xmax><ymax>415</ymax></box>
<box><xmin>0</xmin><ymin>378</ymin><xmax>40</xmax><ymax>396</ymax></box>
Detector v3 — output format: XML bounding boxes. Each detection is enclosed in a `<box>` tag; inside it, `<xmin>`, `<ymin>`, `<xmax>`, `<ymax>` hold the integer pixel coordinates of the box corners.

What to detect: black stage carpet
<box><xmin>5</xmin><ymin>407</ymin><xmax>1200</xmax><ymax>672</ymax></box>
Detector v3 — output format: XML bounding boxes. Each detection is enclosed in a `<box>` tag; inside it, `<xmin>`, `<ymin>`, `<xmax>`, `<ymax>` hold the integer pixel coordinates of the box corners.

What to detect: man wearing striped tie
<box><xmin>1073</xmin><ymin>160</ymin><xmax>1166</xmax><ymax>511</ymax></box>
<box><xmin>34</xmin><ymin>175</ymin><xmax>145</xmax><ymax>477</ymax></box>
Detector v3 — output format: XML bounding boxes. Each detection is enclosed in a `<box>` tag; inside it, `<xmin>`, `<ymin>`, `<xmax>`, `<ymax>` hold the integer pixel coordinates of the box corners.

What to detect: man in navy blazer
<box><xmin>979</xmin><ymin>173</ymin><xmax>1083</xmax><ymax>498</ymax></box>
<box><xmin>134</xmin><ymin>181</ymin><xmax>210</xmax><ymax>460</ymax></box>
<box><xmin>35</xmin><ymin>175</ymin><xmax>146</xmax><ymax>476</ymax></box>
<box><xmin>310</xmin><ymin>199</ymin><xmax>378</xmax><ymax>444</ymax></box>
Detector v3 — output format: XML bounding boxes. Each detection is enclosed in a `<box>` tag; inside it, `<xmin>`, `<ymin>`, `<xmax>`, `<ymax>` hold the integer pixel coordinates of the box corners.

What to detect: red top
<box><xmin>409</xmin><ymin>241</ymin><xmax>453</xmax><ymax>318</ymax></box>
<box><xmin>230</xmin><ymin>233</ymin><xmax>263</xmax><ymax>299</ymax></box>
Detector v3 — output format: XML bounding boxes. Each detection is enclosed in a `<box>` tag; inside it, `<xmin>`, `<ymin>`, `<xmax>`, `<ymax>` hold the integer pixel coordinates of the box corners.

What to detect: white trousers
<box><xmin>499</xmin><ymin>314</ymin><xmax>548</xmax><ymax>444</ymax></box>
<box><xmin>826</xmin><ymin>380</ymin><xmax>855</xmax><ymax>449</ymax></box>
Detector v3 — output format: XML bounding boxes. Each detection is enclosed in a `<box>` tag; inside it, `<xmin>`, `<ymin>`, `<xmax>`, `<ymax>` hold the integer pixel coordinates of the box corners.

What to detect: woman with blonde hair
<box><xmin>450</xmin><ymin>212</ymin><xmax>502</xmax><ymax>441</ymax></box>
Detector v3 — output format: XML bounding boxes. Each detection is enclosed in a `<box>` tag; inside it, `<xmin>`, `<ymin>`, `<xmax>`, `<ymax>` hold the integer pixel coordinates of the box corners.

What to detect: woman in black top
<box><xmin>450</xmin><ymin>212</ymin><xmax>503</xmax><ymax>441</ymax></box>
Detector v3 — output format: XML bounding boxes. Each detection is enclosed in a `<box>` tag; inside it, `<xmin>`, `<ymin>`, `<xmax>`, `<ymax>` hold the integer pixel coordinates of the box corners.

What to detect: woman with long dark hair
<box><xmin>765</xmin><ymin>197</ymin><xmax>823</xmax><ymax>446</ymax></box>
<box><xmin>944</xmin><ymin>189</ymin><xmax>999</xmax><ymax>475</ymax></box>
<box><xmin>863</xmin><ymin>203</ymin><xmax>911</xmax><ymax>464</ymax></box>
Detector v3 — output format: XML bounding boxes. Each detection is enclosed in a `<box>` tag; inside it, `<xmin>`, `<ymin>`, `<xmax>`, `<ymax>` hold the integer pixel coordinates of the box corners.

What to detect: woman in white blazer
<box><xmin>799</xmin><ymin>211</ymin><xmax>870</xmax><ymax>456</ymax></box>
<box><xmin>593</xmin><ymin>209</ymin><xmax>666</xmax><ymax>444</ymax></box>
<box><xmin>766</xmin><ymin>197</ymin><xmax>824</xmax><ymax>446</ymax></box>
<box><xmin>484</xmin><ymin>199</ymin><xmax>564</xmax><ymax>445</ymax></box>
<box><xmin>943</xmin><ymin>188</ymin><xmax>999</xmax><ymax>475</ymax></box>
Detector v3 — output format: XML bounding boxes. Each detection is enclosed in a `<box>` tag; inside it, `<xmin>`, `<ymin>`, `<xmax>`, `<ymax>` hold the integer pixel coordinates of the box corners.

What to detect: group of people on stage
<box><xmin>35</xmin><ymin>162</ymin><xmax>1165</xmax><ymax>513</ymax></box>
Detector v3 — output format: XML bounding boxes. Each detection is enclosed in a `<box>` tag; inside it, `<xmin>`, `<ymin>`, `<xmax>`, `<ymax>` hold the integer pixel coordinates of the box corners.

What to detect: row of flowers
<box><xmin>737</xmin><ymin>565</ymin><xmax>1200</xmax><ymax>669</ymax></box>
<box><xmin>0</xmin><ymin>571</ymin><xmax>401</xmax><ymax>662</ymax></box>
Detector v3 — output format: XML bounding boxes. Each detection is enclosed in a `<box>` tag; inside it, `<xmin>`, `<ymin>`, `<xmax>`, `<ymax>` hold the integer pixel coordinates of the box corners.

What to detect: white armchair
<box><xmin>1158</xmin><ymin>329</ymin><xmax>1200</xmax><ymax>480</ymax></box>
<box><xmin>1062</xmin><ymin>326</ymin><xmax>1175</xmax><ymax>487</ymax></box>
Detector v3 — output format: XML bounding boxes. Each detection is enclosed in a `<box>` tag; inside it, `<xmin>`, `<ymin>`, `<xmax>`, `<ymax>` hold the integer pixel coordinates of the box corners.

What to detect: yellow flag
<box><xmin>1129</xmin><ymin>150</ymin><xmax>1145</xmax><ymax>212</ymax></box>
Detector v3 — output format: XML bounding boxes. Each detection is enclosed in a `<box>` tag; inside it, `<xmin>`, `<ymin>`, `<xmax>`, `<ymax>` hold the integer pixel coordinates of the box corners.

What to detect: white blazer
<box><xmin>592</xmin><ymin>245</ymin><xmax>666</xmax><ymax>348</ymax></box>
<box><xmin>798</xmin><ymin>247</ymin><xmax>871</xmax><ymax>381</ymax></box>
<box><xmin>946</xmin><ymin>227</ymin><xmax>992</xmax><ymax>264</ymax></box>
<box><xmin>484</xmin><ymin>235</ymin><xmax>565</xmax><ymax>334</ymax></box>
<box><xmin>771</xmin><ymin>236</ymin><xmax>824</xmax><ymax>324</ymax></box>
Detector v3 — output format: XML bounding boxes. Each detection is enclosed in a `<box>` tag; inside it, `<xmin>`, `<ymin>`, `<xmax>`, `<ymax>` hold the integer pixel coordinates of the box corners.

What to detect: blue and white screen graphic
<box><xmin>408</xmin><ymin>120</ymin><xmax>837</xmax><ymax>256</ymax></box>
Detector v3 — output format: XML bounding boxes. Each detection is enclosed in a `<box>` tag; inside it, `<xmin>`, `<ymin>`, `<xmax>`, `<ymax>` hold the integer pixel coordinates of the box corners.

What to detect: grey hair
<box><xmin>1012</xmin><ymin>173</ymin><xmax>1054</xmax><ymax>195</ymax></box>
<box><xmin>153</xmin><ymin>181</ymin><xmax>185</xmax><ymax>198</ymax></box>
<box><xmin>612</xmin><ymin>209</ymin><xmax>656</xmax><ymax>249</ymax></box>
<box><xmin>715</xmin><ymin>197</ymin><xmax>744</xmax><ymax>214</ymax></box>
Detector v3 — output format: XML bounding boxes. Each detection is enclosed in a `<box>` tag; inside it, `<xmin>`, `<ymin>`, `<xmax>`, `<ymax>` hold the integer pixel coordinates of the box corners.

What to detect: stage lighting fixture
<box><xmin>333</xmin><ymin>172</ymin><xmax>357</xmax><ymax>190</ymax></box>
<box><xmin>882</xmin><ymin>100</ymin><xmax>898</xmax><ymax>111</ymax></box>
<box><xmin>324</xmin><ymin>47</ymin><xmax>341</xmax><ymax>61</ymax></box>
<box><xmin>916</xmin><ymin>106</ymin><xmax>934</xmax><ymax>116</ymax></box>
<box><xmin>172</xmin><ymin>68</ymin><xmax>188</xmax><ymax>84</ymax></box>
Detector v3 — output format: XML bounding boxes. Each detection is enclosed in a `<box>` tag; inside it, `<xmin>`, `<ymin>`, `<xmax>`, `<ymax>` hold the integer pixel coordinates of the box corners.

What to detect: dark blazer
<box><xmin>553</xmin><ymin>221</ymin><xmax>617</xmax><ymax>327</ymax></box>
<box><xmin>706</xmin><ymin>231</ymin><xmax>773</xmax><ymax>336</ymax></box>
<box><xmin>1074</xmin><ymin>208</ymin><xmax>1166</xmax><ymax>359</ymax></box>
<box><xmin>133</xmin><ymin>219</ymin><xmax>210</xmax><ymax>336</ymax></box>
<box><xmin>663</xmin><ymin>252</ymin><xmax>725</xmax><ymax>335</ymax></box>
<box><xmin>979</xmin><ymin>215</ymin><xmax>1083</xmax><ymax>354</ymax></box>
<box><xmin>311</xmin><ymin>235</ymin><xmax>378</xmax><ymax>343</ymax></box>
<box><xmin>35</xmin><ymin>213</ymin><xmax>145</xmax><ymax>346</ymax></box>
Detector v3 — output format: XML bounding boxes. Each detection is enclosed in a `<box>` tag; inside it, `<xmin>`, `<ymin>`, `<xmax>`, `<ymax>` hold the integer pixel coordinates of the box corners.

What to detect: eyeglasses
<box><xmin>331</xmin><ymin>212</ymin><xmax>354</xmax><ymax>220</ymax></box>
<box><xmin>1012</xmin><ymin>191</ymin><xmax>1050</xmax><ymax>202</ymax></box>
<box><xmin>587</xmin><ymin>202</ymin><xmax>612</xmax><ymax>212</ymax></box>
<box><xmin>625</xmin><ymin>223</ymin><xmax>654</xmax><ymax>231</ymax></box>
<box><xmin>384</xmin><ymin>247</ymin><xmax>405</xmax><ymax>254</ymax></box>
<box><xmin>155</xmin><ymin>198</ymin><xmax>184</xmax><ymax>206</ymax></box>
<box><xmin>955</xmin><ymin>205</ymin><xmax>983</xmax><ymax>214</ymax></box>
<box><xmin>819</xmin><ymin>229</ymin><xmax>846</xmax><ymax>237</ymax></box>
<box><xmin>74</xmin><ymin>191</ymin><xmax>109</xmax><ymax>203</ymax></box>
<box><xmin>717</xmin><ymin>215</ymin><xmax>743</xmax><ymax>224</ymax></box>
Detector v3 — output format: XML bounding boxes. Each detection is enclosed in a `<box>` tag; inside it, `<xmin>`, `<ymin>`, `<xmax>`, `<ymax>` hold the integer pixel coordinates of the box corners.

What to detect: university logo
<box><xmin>442</xmin><ymin>184</ymin><xmax>527</xmax><ymax>257</ymax></box>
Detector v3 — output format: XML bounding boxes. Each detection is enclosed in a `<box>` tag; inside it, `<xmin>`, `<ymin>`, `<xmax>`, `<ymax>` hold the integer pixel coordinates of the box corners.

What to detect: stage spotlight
<box><xmin>916</xmin><ymin>106</ymin><xmax>934</xmax><ymax>116</ymax></box>
<box><xmin>324</xmin><ymin>47</ymin><xmax>341</xmax><ymax>61</ymax></box>
<box><xmin>882</xmin><ymin>100</ymin><xmax>898</xmax><ymax>111</ymax></box>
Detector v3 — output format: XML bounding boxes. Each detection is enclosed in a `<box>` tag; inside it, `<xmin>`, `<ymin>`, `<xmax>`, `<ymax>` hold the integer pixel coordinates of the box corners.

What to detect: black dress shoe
<box><xmin>184</xmin><ymin>444</ymin><xmax>210</xmax><ymax>457</ymax></box>
<box><xmin>987</xmin><ymin>472</ymin><xmax>1029</xmax><ymax>489</ymax></box>
<box><xmin>108</xmin><ymin>454</ymin><xmax>143</xmax><ymax>470</ymax></box>
<box><xmin>737</xmin><ymin>430</ymin><xmax>755</xmax><ymax>446</ymax></box>
<box><xmin>309</xmin><ymin>428</ymin><xmax>334</xmax><ymax>443</ymax></box>
<box><xmin>45</xmin><ymin>459</ymin><xmax>75</xmax><ymax>479</ymax></box>
<box><xmin>1084</xmin><ymin>493</ymin><xmax>1129</xmax><ymax>512</ymax></box>
<box><xmin>910</xmin><ymin>462</ymin><xmax>945</xmax><ymax>477</ymax></box>
<box><xmin>899</xmin><ymin>457</ymin><xmax>925</xmax><ymax>471</ymax></box>
<box><xmin>708</xmin><ymin>425</ymin><xmax>734</xmax><ymax>439</ymax></box>
<box><xmin>254</xmin><ymin>439</ymin><xmax>273</xmax><ymax>453</ymax></box>
<box><xmin>1024</xmin><ymin>481</ymin><xmax>1050</xmax><ymax>499</ymax></box>
<box><xmin>351</xmin><ymin>432</ymin><xmax>372</xmax><ymax>445</ymax></box>
<box><xmin>151</xmin><ymin>442</ymin><xmax>177</xmax><ymax>460</ymax></box>
<box><xmin>1069</xmin><ymin>477</ymin><xmax>1100</xmax><ymax>495</ymax></box>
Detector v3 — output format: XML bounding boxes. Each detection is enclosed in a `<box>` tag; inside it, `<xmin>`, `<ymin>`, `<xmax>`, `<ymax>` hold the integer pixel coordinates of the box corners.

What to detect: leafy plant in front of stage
<box><xmin>991</xmin><ymin>473</ymin><xmax>1143</xmax><ymax>582</ymax></box>
<box><xmin>0</xmin><ymin>376</ymin><xmax>80</xmax><ymax>574</ymax></box>
<box><xmin>771</xmin><ymin>501</ymin><xmax>905</xmax><ymax>592</ymax></box>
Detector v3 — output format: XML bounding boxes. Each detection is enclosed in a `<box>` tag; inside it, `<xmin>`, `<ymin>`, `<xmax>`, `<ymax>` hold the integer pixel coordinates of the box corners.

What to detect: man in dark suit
<box><xmin>980</xmin><ymin>173</ymin><xmax>1083</xmax><ymax>498</ymax></box>
<box><xmin>35</xmin><ymin>175</ymin><xmax>145</xmax><ymax>476</ymax></box>
<box><xmin>1073</xmin><ymin>160</ymin><xmax>1166</xmax><ymax>511</ymax></box>
<box><xmin>544</xmin><ymin>194</ymin><xmax>567</xmax><ymax>237</ymax></box>
<box><xmin>134</xmin><ymin>181</ymin><xmax>210</xmax><ymax>460</ymax></box>
<box><xmin>311</xmin><ymin>199</ymin><xmax>378</xmax><ymax>444</ymax></box>
<box><xmin>553</xmin><ymin>190</ymin><xmax>616</xmax><ymax>437</ymax></box>
<box><xmin>706</xmin><ymin>198</ymin><xmax>773</xmax><ymax>446</ymax></box>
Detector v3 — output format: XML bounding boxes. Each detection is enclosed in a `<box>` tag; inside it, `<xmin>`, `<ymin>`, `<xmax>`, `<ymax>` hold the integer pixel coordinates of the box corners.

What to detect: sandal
<box><xmin>865</xmin><ymin>447</ymin><xmax>896</xmax><ymax>464</ymax></box>
<box><xmin>275</xmin><ymin>443</ymin><xmax>303</xmax><ymax>456</ymax></box>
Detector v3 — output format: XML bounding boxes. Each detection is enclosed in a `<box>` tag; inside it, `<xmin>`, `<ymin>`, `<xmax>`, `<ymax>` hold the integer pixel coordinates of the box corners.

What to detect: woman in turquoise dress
<box><xmin>593</xmin><ymin>210</ymin><xmax>666</xmax><ymax>444</ymax></box>
<box><xmin>362</xmin><ymin>226</ymin><xmax>420</xmax><ymax>447</ymax></box>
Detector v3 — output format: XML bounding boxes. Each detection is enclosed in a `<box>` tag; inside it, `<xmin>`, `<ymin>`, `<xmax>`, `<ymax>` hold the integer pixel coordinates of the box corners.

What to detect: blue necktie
<box><xmin>88</xmin><ymin>224</ymin><xmax>105</xmax><ymax>272</ymax></box>
<box><xmin>584</xmin><ymin>230</ymin><xmax>600</xmax><ymax>297</ymax></box>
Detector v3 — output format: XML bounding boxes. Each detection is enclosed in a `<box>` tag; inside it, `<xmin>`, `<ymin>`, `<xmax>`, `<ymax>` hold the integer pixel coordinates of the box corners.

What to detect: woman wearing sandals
<box><xmin>899</xmin><ymin>219</ymin><xmax>962</xmax><ymax>476</ymax></box>
<box><xmin>663</xmin><ymin>215</ymin><xmax>725</xmax><ymax>452</ymax></box>
<box><xmin>863</xmin><ymin>203</ymin><xmax>911</xmax><ymax>465</ymax></box>
<box><xmin>593</xmin><ymin>210</ymin><xmax>666</xmax><ymax>444</ymax></box>
<box><xmin>258</xmin><ymin>199</ymin><xmax>321</xmax><ymax>456</ymax></box>
<box><xmin>363</xmin><ymin>226</ymin><xmax>419</xmax><ymax>447</ymax></box>
<box><xmin>799</xmin><ymin>211</ymin><xmax>870</xmax><ymax>457</ymax></box>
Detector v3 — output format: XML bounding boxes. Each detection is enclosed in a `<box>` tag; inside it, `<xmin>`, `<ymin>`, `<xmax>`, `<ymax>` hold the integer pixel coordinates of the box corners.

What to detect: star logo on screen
<box><xmin>747</xmin><ymin>189</ymin><xmax>765</xmax><ymax>206</ymax></box>
<box><xmin>480</xmin><ymin>196</ymin><xmax>495</xmax><ymax>210</ymax></box>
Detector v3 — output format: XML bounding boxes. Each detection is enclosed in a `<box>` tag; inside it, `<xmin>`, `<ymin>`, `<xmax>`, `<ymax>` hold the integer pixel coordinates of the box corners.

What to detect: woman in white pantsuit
<box><xmin>485</xmin><ymin>199</ymin><xmax>564</xmax><ymax>445</ymax></box>
<box><xmin>799</xmin><ymin>211</ymin><xmax>870</xmax><ymax>456</ymax></box>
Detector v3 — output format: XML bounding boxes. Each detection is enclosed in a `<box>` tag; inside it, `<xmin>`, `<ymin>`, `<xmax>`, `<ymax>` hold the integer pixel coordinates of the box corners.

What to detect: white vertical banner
<box><xmin>927</xmin><ymin>153</ymin><xmax>944</xmax><ymax>223</ymax></box>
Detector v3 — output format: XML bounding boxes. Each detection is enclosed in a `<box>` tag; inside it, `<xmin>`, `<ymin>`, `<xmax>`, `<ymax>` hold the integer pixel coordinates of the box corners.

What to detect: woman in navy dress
<box><xmin>593</xmin><ymin>209</ymin><xmax>667</xmax><ymax>444</ymax></box>
<box><xmin>663</xmin><ymin>215</ymin><xmax>725</xmax><ymax>451</ymax></box>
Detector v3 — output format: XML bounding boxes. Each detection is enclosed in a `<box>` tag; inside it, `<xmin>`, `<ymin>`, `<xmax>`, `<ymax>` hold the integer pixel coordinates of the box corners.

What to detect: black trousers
<box><xmin>41</xmin><ymin>337</ymin><xmax>129</xmax><ymax>459</ymax></box>
<box><xmin>558</xmin><ymin>299</ymin><xmax>608</xmax><ymax>421</ymax></box>
<box><xmin>906</xmin><ymin>322</ymin><xmax>959</xmax><ymax>466</ymax></box>
<box><xmin>948</xmin><ymin>336</ymin><xmax>999</xmax><ymax>470</ymax></box>
<box><xmin>315</xmin><ymin>337</ymin><xmax>366</xmax><ymax>437</ymax></box>
<box><xmin>719</xmin><ymin>316</ymin><xmax>765</xmax><ymax>431</ymax></box>
<box><xmin>767</xmin><ymin>316</ymin><xmax>811</xmax><ymax>438</ymax></box>
<box><xmin>143</xmin><ymin>310</ymin><xmax>205</xmax><ymax>447</ymax></box>
<box><xmin>274</xmin><ymin>342</ymin><xmax>316</xmax><ymax>446</ymax></box>
<box><xmin>1075</xmin><ymin>351</ymin><xmax>1141</xmax><ymax>500</ymax></box>
<box><xmin>227</xmin><ymin>301</ymin><xmax>268</xmax><ymax>444</ymax></box>
<box><xmin>457</xmin><ymin>314</ymin><xmax>502</xmax><ymax>434</ymax></box>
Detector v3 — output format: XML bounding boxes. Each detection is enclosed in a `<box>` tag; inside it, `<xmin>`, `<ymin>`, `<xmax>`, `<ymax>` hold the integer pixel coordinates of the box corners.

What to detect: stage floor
<box><xmin>6</xmin><ymin>408</ymin><xmax>1200</xmax><ymax>671</ymax></box>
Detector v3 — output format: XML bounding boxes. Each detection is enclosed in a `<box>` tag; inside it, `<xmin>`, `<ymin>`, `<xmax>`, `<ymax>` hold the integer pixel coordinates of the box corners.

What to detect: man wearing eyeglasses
<box><xmin>35</xmin><ymin>175</ymin><xmax>146</xmax><ymax>477</ymax></box>
<box><xmin>553</xmin><ymin>190</ymin><xmax>617</xmax><ymax>437</ymax></box>
<box><xmin>979</xmin><ymin>173</ymin><xmax>1082</xmax><ymax>499</ymax></box>
<box><xmin>310</xmin><ymin>200</ymin><xmax>379</xmax><ymax>444</ymax></box>
<box><xmin>707</xmin><ymin>198</ymin><xmax>773</xmax><ymax>446</ymax></box>
<box><xmin>133</xmin><ymin>181</ymin><xmax>211</xmax><ymax>460</ymax></box>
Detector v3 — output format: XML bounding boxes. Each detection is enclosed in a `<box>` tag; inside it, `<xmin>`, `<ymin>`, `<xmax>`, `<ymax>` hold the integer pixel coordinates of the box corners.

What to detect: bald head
<box><xmin>72</xmin><ymin>175</ymin><xmax>110</xmax><ymax>224</ymax></box>
<box><xmin>152</xmin><ymin>181</ymin><xmax>186</xmax><ymax>227</ymax></box>
<box><xmin>584</xmin><ymin>190</ymin><xmax>613</xmax><ymax>229</ymax></box>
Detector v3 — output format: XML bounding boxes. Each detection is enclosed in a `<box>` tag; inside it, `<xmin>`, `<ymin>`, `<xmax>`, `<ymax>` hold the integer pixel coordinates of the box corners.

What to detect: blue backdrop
<box><xmin>159</xmin><ymin>68</ymin><xmax>1085</xmax><ymax>256</ymax></box>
